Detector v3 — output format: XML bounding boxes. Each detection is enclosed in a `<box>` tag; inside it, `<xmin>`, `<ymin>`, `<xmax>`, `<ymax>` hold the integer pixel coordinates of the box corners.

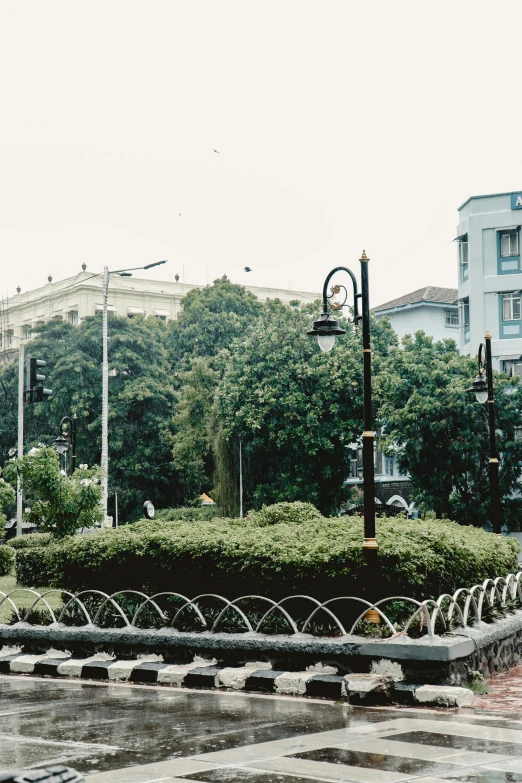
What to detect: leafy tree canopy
<box><xmin>378</xmin><ymin>331</ymin><xmax>522</xmax><ymax>527</ymax></box>
<box><xmin>1</xmin><ymin>314</ymin><xmax>177</xmax><ymax>521</ymax></box>
<box><xmin>168</xmin><ymin>358</ymin><xmax>219</xmax><ymax>503</ymax></box>
<box><xmin>167</xmin><ymin>277</ymin><xmax>272</xmax><ymax>503</ymax></box>
<box><xmin>168</xmin><ymin>276</ymin><xmax>264</xmax><ymax>367</ymax></box>
<box><xmin>212</xmin><ymin>300</ymin><xmax>396</xmax><ymax>516</ymax></box>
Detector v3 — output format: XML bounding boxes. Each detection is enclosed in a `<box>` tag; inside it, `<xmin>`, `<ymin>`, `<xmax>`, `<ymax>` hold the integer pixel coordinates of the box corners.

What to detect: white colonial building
<box><xmin>457</xmin><ymin>190</ymin><xmax>522</xmax><ymax>374</ymax></box>
<box><xmin>0</xmin><ymin>267</ymin><xmax>319</xmax><ymax>356</ymax></box>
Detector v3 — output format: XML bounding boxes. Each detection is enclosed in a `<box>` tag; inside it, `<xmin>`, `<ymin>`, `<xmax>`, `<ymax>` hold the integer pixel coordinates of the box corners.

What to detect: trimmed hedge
<box><xmin>0</xmin><ymin>545</ymin><xmax>15</xmax><ymax>576</ymax></box>
<box><xmin>15</xmin><ymin>504</ymin><xmax>520</xmax><ymax>601</ymax></box>
<box><xmin>248</xmin><ymin>502</ymin><xmax>324</xmax><ymax>526</ymax></box>
<box><xmin>153</xmin><ymin>506</ymin><xmax>221</xmax><ymax>522</ymax></box>
<box><xmin>6</xmin><ymin>533</ymin><xmax>51</xmax><ymax>550</ymax></box>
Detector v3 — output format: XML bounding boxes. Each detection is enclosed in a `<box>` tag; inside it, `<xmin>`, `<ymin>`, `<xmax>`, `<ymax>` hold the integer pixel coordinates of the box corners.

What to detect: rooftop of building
<box><xmin>374</xmin><ymin>286</ymin><xmax>458</xmax><ymax>312</ymax></box>
<box><xmin>458</xmin><ymin>190</ymin><xmax>521</xmax><ymax>211</ymax></box>
<box><xmin>3</xmin><ymin>270</ymin><xmax>319</xmax><ymax>307</ymax></box>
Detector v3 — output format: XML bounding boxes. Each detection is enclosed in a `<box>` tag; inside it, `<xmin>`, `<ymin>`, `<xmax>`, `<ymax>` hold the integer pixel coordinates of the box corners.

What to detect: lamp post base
<box><xmin>362</xmin><ymin>539</ymin><xmax>380</xmax><ymax>623</ymax></box>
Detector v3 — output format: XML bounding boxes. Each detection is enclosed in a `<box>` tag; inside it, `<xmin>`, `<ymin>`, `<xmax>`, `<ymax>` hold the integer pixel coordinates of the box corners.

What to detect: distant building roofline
<box><xmin>374</xmin><ymin>286</ymin><xmax>458</xmax><ymax>313</ymax></box>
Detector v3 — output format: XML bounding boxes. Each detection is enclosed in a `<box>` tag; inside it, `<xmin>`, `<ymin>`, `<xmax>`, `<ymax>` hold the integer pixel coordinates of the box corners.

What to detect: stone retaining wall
<box><xmin>3</xmin><ymin>607</ymin><xmax>522</xmax><ymax>686</ymax></box>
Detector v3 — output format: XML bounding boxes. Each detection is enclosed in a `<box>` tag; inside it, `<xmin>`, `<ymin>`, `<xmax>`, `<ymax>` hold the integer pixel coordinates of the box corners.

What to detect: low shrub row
<box><xmin>0</xmin><ymin>545</ymin><xmax>15</xmax><ymax>576</ymax></box>
<box><xmin>15</xmin><ymin>503</ymin><xmax>520</xmax><ymax>602</ymax></box>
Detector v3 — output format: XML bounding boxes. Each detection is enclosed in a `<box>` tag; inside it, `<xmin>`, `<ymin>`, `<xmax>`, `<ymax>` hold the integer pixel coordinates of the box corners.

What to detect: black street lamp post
<box><xmin>466</xmin><ymin>331</ymin><xmax>502</xmax><ymax>535</ymax></box>
<box><xmin>307</xmin><ymin>250</ymin><xmax>377</xmax><ymax>553</ymax></box>
<box><xmin>53</xmin><ymin>415</ymin><xmax>77</xmax><ymax>475</ymax></box>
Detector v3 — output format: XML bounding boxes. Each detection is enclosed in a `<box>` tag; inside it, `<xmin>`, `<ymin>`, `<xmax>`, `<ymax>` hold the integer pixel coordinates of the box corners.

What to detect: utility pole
<box><xmin>101</xmin><ymin>265</ymin><xmax>109</xmax><ymax>517</ymax></box>
<box><xmin>16</xmin><ymin>343</ymin><xmax>24</xmax><ymax>537</ymax></box>
<box><xmin>100</xmin><ymin>261</ymin><xmax>167</xmax><ymax>518</ymax></box>
<box><xmin>239</xmin><ymin>440</ymin><xmax>243</xmax><ymax>518</ymax></box>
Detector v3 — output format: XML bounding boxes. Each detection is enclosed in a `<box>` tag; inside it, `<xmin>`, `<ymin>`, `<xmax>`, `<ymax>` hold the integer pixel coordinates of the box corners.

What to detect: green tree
<box><xmin>5</xmin><ymin>446</ymin><xmax>103</xmax><ymax>537</ymax></box>
<box><xmin>212</xmin><ymin>301</ymin><xmax>396</xmax><ymax>516</ymax></box>
<box><xmin>166</xmin><ymin>277</ymin><xmax>268</xmax><ymax>505</ymax></box>
<box><xmin>378</xmin><ymin>331</ymin><xmax>522</xmax><ymax>527</ymax></box>
<box><xmin>0</xmin><ymin>360</ymin><xmax>18</xmax><ymax>466</ymax></box>
<box><xmin>168</xmin><ymin>276</ymin><xmax>263</xmax><ymax>367</ymax></box>
<box><xmin>0</xmin><ymin>471</ymin><xmax>16</xmax><ymax>537</ymax></box>
<box><xmin>168</xmin><ymin>358</ymin><xmax>219</xmax><ymax>503</ymax></box>
<box><xmin>1</xmin><ymin>314</ymin><xmax>178</xmax><ymax>521</ymax></box>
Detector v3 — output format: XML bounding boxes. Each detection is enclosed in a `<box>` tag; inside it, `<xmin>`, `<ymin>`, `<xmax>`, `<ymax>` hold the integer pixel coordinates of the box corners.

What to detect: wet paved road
<box><xmin>3</xmin><ymin>676</ymin><xmax>522</xmax><ymax>782</ymax></box>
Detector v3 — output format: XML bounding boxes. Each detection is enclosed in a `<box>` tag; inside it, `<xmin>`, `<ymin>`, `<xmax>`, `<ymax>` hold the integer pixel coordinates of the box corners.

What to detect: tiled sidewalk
<box><xmin>471</xmin><ymin>663</ymin><xmax>522</xmax><ymax>713</ymax></box>
<box><xmin>7</xmin><ymin>675</ymin><xmax>522</xmax><ymax>783</ymax></box>
<box><xmin>87</xmin><ymin>715</ymin><xmax>522</xmax><ymax>782</ymax></box>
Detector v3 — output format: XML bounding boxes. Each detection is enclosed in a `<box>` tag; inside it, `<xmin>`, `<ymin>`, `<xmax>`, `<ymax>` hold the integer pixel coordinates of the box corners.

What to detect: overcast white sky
<box><xmin>0</xmin><ymin>0</ymin><xmax>521</xmax><ymax>308</ymax></box>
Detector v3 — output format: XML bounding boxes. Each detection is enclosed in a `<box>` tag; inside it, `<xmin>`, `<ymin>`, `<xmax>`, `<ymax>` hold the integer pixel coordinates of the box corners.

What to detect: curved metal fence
<box><xmin>1</xmin><ymin>571</ymin><xmax>521</xmax><ymax>639</ymax></box>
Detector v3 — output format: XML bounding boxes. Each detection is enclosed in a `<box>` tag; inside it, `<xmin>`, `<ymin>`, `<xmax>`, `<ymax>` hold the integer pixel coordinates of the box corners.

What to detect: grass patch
<box><xmin>0</xmin><ymin>574</ymin><xmax>62</xmax><ymax>624</ymax></box>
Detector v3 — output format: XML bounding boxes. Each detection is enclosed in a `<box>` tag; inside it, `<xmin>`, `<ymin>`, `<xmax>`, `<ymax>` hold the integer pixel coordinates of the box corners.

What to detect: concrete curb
<box><xmin>0</xmin><ymin>650</ymin><xmax>473</xmax><ymax>707</ymax></box>
<box><xmin>0</xmin><ymin>622</ymin><xmax>477</xmax><ymax>661</ymax></box>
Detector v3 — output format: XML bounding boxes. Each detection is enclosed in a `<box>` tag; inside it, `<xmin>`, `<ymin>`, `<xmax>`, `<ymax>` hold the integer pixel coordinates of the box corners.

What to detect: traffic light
<box><xmin>25</xmin><ymin>357</ymin><xmax>52</xmax><ymax>403</ymax></box>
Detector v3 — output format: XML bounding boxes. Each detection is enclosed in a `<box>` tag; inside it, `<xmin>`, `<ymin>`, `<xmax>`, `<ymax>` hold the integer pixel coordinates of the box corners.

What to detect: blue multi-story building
<box><xmin>457</xmin><ymin>190</ymin><xmax>522</xmax><ymax>375</ymax></box>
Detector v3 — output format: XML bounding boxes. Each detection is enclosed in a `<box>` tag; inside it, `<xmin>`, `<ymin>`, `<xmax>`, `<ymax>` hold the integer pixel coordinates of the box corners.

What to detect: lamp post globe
<box><xmin>466</xmin><ymin>373</ymin><xmax>488</xmax><ymax>404</ymax></box>
<box><xmin>306</xmin><ymin>312</ymin><xmax>346</xmax><ymax>353</ymax></box>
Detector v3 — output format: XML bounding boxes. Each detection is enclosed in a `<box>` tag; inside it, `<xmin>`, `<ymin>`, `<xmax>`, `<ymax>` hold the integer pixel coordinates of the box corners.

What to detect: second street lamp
<box><xmin>466</xmin><ymin>331</ymin><xmax>502</xmax><ymax>535</ymax></box>
<box><xmin>53</xmin><ymin>433</ymin><xmax>69</xmax><ymax>473</ymax></box>
<box><xmin>53</xmin><ymin>415</ymin><xmax>77</xmax><ymax>475</ymax></box>
<box><xmin>307</xmin><ymin>250</ymin><xmax>377</xmax><ymax>554</ymax></box>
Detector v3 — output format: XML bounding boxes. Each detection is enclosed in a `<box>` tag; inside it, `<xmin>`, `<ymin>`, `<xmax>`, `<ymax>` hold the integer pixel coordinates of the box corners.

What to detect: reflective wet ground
<box><xmin>3</xmin><ymin>676</ymin><xmax>522</xmax><ymax>782</ymax></box>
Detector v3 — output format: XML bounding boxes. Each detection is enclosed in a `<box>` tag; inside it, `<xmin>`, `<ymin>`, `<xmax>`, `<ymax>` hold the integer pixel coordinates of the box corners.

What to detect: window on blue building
<box><xmin>499</xmin><ymin>292</ymin><xmax>522</xmax><ymax>339</ymax></box>
<box><xmin>502</xmin><ymin>292</ymin><xmax>521</xmax><ymax>321</ymax></box>
<box><xmin>498</xmin><ymin>229</ymin><xmax>520</xmax><ymax>274</ymax></box>
<box><xmin>502</xmin><ymin>360</ymin><xmax>522</xmax><ymax>379</ymax></box>
<box><xmin>445</xmin><ymin>309</ymin><xmax>459</xmax><ymax>327</ymax></box>
<box><xmin>458</xmin><ymin>236</ymin><xmax>468</xmax><ymax>282</ymax></box>
<box><xmin>462</xmin><ymin>297</ymin><xmax>470</xmax><ymax>343</ymax></box>
<box><xmin>501</xmin><ymin>231</ymin><xmax>519</xmax><ymax>258</ymax></box>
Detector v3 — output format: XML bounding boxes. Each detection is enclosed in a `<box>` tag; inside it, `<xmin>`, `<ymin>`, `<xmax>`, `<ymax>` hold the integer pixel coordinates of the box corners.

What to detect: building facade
<box><xmin>457</xmin><ymin>190</ymin><xmax>522</xmax><ymax>374</ymax></box>
<box><xmin>345</xmin><ymin>439</ymin><xmax>415</xmax><ymax>515</ymax></box>
<box><xmin>373</xmin><ymin>286</ymin><xmax>459</xmax><ymax>344</ymax></box>
<box><xmin>0</xmin><ymin>268</ymin><xmax>319</xmax><ymax>357</ymax></box>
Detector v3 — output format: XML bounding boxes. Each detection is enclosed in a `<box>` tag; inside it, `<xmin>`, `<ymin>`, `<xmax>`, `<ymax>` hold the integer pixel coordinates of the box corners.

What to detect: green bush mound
<box><xmin>15</xmin><ymin>503</ymin><xmax>520</xmax><ymax>601</ymax></box>
<box><xmin>0</xmin><ymin>545</ymin><xmax>15</xmax><ymax>577</ymax></box>
<box><xmin>153</xmin><ymin>506</ymin><xmax>221</xmax><ymax>523</ymax></box>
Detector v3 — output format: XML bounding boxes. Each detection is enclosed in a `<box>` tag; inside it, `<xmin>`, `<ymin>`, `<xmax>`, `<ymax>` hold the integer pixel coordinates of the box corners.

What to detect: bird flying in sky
<box><xmin>244</xmin><ymin>266</ymin><xmax>252</xmax><ymax>272</ymax></box>
<box><xmin>212</xmin><ymin>148</ymin><xmax>220</xmax><ymax>154</ymax></box>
